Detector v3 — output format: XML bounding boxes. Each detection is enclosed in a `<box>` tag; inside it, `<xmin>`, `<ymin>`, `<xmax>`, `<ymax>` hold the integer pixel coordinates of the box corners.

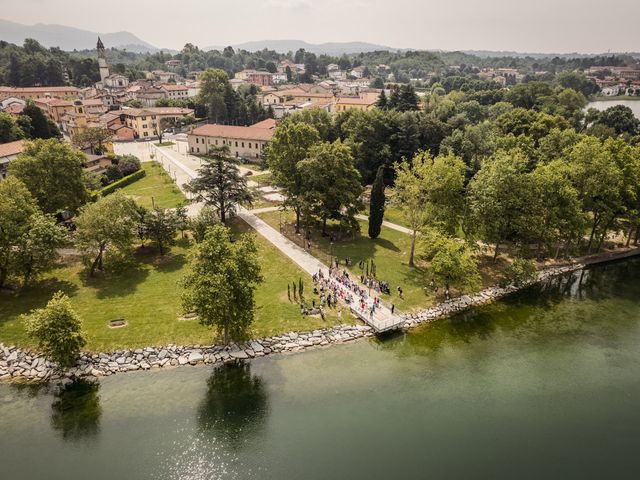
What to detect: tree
<box><xmin>9</xmin><ymin>139</ymin><xmax>89</xmax><ymax>214</ymax></box>
<box><xmin>376</xmin><ymin>90</ymin><xmax>388</xmax><ymax>109</ymax></box>
<box><xmin>185</xmin><ymin>146</ymin><xmax>252</xmax><ymax>223</ymax></box>
<box><xmin>189</xmin><ymin>205</ymin><xmax>219</xmax><ymax>243</ymax></box>
<box><xmin>14</xmin><ymin>212</ymin><xmax>67</xmax><ymax>286</ymax></box>
<box><xmin>267</xmin><ymin>122</ymin><xmax>321</xmax><ymax>232</ymax></box>
<box><xmin>425</xmin><ymin>233</ymin><xmax>480</xmax><ymax>294</ymax></box>
<box><xmin>21</xmin><ymin>100</ymin><xmax>60</xmax><ymax>139</ymax></box>
<box><xmin>72</xmin><ymin>127</ymin><xmax>112</xmax><ymax>154</ymax></box>
<box><xmin>198</xmin><ymin>68</ymin><xmax>229</xmax><ymax>123</ymax></box>
<box><xmin>0</xmin><ymin>111</ymin><xmax>26</xmax><ymax>142</ymax></box>
<box><xmin>298</xmin><ymin>140</ymin><xmax>363</xmax><ymax>234</ymax></box>
<box><xmin>74</xmin><ymin>193</ymin><xmax>138</xmax><ymax>276</ymax></box>
<box><xmin>23</xmin><ymin>292</ymin><xmax>87</xmax><ymax>369</ymax></box>
<box><xmin>466</xmin><ymin>149</ymin><xmax>531</xmax><ymax>259</ymax></box>
<box><xmin>145</xmin><ymin>207</ymin><xmax>177</xmax><ymax>255</ymax></box>
<box><xmin>116</xmin><ymin>154</ymin><xmax>141</xmax><ymax>176</ymax></box>
<box><xmin>596</xmin><ymin>105</ymin><xmax>640</xmax><ymax>136</ymax></box>
<box><xmin>394</xmin><ymin>152</ymin><xmax>466</xmax><ymax>267</ymax></box>
<box><xmin>368</xmin><ymin>166</ymin><xmax>386</xmax><ymax>239</ymax></box>
<box><xmin>181</xmin><ymin>224</ymin><xmax>263</xmax><ymax>344</ymax></box>
<box><xmin>0</xmin><ymin>177</ymin><xmax>37</xmax><ymax>287</ymax></box>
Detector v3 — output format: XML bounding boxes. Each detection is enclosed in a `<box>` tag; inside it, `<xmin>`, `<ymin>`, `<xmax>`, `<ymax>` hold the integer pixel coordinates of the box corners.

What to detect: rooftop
<box><xmin>0</xmin><ymin>140</ymin><xmax>25</xmax><ymax>158</ymax></box>
<box><xmin>190</xmin><ymin>124</ymin><xmax>274</xmax><ymax>141</ymax></box>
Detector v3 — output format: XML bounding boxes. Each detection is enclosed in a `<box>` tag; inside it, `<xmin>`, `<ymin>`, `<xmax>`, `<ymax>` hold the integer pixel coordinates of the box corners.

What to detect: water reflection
<box><xmin>50</xmin><ymin>379</ymin><xmax>102</xmax><ymax>441</ymax></box>
<box><xmin>197</xmin><ymin>361</ymin><xmax>269</xmax><ymax>449</ymax></box>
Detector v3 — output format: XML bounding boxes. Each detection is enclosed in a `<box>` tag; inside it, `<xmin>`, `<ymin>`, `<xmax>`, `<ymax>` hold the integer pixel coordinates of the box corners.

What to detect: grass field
<box><xmin>119</xmin><ymin>162</ymin><xmax>186</xmax><ymax>209</ymax></box>
<box><xmin>0</xmin><ymin>219</ymin><xmax>352</xmax><ymax>352</ymax></box>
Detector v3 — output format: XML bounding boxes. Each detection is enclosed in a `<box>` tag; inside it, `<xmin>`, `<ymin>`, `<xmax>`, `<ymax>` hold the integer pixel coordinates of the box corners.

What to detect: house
<box><xmin>350</xmin><ymin>66</ymin><xmax>367</xmax><ymax>78</ymax></box>
<box><xmin>269</xmin><ymin>100</ymin><xmax>333</xmax><ymax>119</ymax></box>
<box><xmin>235</xmin><ymin>70</ymin><xmax>273</xmax><ymax>87</ymax></box>
<box><xmin>0</xmin><ymin>140</ymin><xmax>24</xmax><ymax>180</ymax></box>
<box><xmin>160</xmin><ymin>84</ymin><xmax>189</xmax><ymax>100</ymax></box>
<box><xmin>136</xmin><ymin>86</ymin><xmax>168</xmax><ymax>107</ymax></box>
<box><xmin>0</xmin><ymin>86</ymin><xmax>79</xmax><ymax>101</ymax></box>
<box><xmin>334</xmin><ymin>94</ymin><xmax>379</xmax><ymax>113</ymax></box>
<box><xmin>165</xmin><ymin>59</ymin><xmax>182</xmax><ymax>69</ymax></box>
<box><xmin>149</xmin><ymin>70</ymin><xmax>179</xmax><ymax>83</ymax></box>
<box><xmin>187</xmin><ymin>121</ymin><xmax>274</xmax><ymax>160</ymax></box>
<box><xmin>120</xmin><ymin>107</ymin><xmax>194</xmax><ymax>139</ymax></box>
<box><xmin>103</xmin><ymin>74</ymin><xmax>130</xmax><ymax>90</ymax></box>
<box><xmin>261</xmin><ymin>87</ymin><xmax>334</xmax><ymax>107</ymax></box>
<box><xmin>34</xmin><ymin>97</ymin><xmax>75</xmax><ymax>123</ymax></box>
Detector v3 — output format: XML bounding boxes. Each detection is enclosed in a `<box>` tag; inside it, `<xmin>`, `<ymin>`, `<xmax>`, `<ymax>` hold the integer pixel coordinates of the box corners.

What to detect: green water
<box><xmin>1</xmin><ymin>259</ymin><xmax>640</xmax><ymax>479</ymax></box>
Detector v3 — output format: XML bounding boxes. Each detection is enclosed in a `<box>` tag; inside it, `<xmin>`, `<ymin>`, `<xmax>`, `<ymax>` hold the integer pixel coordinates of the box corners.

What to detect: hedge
<box><xmin>91</xmin><ymin>169</ymin><xmax>146</xmax><ymax>201</ymax></box>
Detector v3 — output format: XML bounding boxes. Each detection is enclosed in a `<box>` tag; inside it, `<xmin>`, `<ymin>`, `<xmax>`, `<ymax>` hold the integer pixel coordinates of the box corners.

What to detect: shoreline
<box><xmin>2</xmin><ymin>248</ymin><xmax>639</xmax><ymax>384</ymax></box>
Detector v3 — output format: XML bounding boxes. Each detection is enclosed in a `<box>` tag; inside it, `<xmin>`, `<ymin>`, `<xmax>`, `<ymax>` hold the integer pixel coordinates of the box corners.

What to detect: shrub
<box><xmin>91</xmin><ymin>169</ymin><xmax>146</xmax><ymax>200</ymax></box>
<box><xmin>117</xmin><ymin>155</ymin><xmax>141</xmax><ymax>176</ymax></box>
<box><xmin>502</xmin><ymin>258</ymin><xmax>537</xmax><ymax>287</ymax></box>
<box><xmin>23</xmin><ymin>291</ymin><xmax>87</xmax><ymax>369</ymax></box>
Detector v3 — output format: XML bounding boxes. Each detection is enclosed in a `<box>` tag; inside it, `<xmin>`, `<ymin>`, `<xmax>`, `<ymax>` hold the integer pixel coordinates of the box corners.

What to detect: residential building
<box><xmin>0</xmin><ymin>140</ymin><xmax>24</xmax><ymax>180</ymax></box>
<box><xmin>160</xmin><ymin>84</ymin><xmax>189</xmax><ymax>100</ymax></box>
<box><xmin>187</xmin><ymin>120</ymin><xmax>274</xmax><ymax>160</ymax></box>
<box><xmin>0</xmin><ymin>86</ymin><xmax>79</xmax><ymax>101</ymax></box>
<box><xmin>120</xmin><ymin>107</ymin><xmax>194</xmax><ymax>139</ymax></box>
<box><xmin>334</xmin><ymin>94</ymin><xmax>379</xmax><ymax>113</ymax></box>
<box><xmin>83</xmin><ymin>153</ymin><xmax>113</xmax><ymax>174</ymax></box>
<box><xmin>235</xmin><ymin>70</ymin><xmax>273</xmax><ymax>87</ymax></box>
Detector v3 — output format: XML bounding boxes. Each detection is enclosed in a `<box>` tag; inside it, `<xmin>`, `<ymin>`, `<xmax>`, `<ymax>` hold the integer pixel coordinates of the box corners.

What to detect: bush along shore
<box><xmin>0</xmin><ymin>261</ymin><xmax>596</xmax><ymax>384</ymax></box>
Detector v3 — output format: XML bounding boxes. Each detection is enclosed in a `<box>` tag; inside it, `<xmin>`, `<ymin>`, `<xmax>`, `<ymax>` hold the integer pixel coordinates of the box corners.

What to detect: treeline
<box><xmin>267</xmin><ymin>74</ymin><xmax>640</xmax><ymax>264</ymax></box>
<box><xmin>0</xmin><ymin>39</ymin><xmax>100</xmax><ymax>87</ymax></box>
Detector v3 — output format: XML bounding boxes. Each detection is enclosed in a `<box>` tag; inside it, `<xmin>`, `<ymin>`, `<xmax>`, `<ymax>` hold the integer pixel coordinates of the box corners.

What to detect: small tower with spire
<box><xmin>97</xmin><ymin>37</ymin><xmax>110</xmax><ymax>83</ymax></box>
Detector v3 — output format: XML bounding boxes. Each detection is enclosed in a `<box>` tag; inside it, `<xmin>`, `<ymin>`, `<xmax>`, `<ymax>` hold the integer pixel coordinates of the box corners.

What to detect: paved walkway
<box><xmin>354</xmin><ymin>214</ymin><xmax>414</xmax><ymax>235</ymax></box>
<box><xmin>152</xmin><ymin>144</ymin><xmax>405</xmax><ymax>332</ymax></box>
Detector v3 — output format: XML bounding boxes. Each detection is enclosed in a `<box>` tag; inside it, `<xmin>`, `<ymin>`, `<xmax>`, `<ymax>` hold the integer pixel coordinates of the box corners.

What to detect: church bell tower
<box><xmin>97</xmin><ymin>37</ymin><xmax>110</xmax><ymax>83</ymax></box>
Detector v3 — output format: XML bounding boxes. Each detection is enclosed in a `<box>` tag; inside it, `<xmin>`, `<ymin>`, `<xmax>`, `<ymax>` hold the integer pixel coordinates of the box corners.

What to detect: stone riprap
<box><xmin>400</xmin><ymin>264</ymin><xmax>584</xmax><ymax>327</ymax></box>
<box><xmin>0</xmin><ymin>325</ymin><xmax>374</xmax><ymax>382</ymax></box>
<box><xmin>0</xmin><ymin>263</ymin><xmax>584</xmax><ymax>383</ymax></box>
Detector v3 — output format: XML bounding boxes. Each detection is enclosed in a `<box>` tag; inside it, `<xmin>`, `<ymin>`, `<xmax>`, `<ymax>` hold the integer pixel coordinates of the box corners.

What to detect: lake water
<box><xmin>2</xmin><ymin>258</ymin><xmax>640</xmax><ymax>479</ymax></box>
<box><xmin>587</xmin><ymin>99</ymin><xmax>640</xmax><ymax>119</ymax></box>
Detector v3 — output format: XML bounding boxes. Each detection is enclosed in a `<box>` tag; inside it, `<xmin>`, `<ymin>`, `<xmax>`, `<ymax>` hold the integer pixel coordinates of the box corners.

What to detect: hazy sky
<box><xmin>2</xmin><ymin>0</ymin><xmax>639</xmax><ymax>53</ymax></box>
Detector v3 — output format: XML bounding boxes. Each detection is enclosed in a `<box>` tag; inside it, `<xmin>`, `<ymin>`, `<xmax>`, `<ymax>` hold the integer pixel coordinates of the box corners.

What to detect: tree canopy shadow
<box><xmin>0</xmin><ymin>279</ymin><xmax>78</xmax><ymax>326</ymax></box>
<box><xmin>197</xmin><ymin>361</ymin><xmax>269</xmax><ymax>450</ymax></box>
<box><xmin>81</xmin><ymin>263</ymin><xmax>150</xmax><ymax>300</ymax></box>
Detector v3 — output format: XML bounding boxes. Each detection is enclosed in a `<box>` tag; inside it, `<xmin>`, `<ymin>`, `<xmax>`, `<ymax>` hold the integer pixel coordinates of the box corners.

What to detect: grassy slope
<box><xmin>119</xmin><ymin>162</ymin><xmax>186</xmax><ymax>209</ymax></box>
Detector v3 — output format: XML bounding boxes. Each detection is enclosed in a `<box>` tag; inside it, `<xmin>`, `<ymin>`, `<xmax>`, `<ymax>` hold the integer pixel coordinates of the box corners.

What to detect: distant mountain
<box><xmin>0</xmin><ymin>19</ymin><xmax>159</xmax><ymax>53</ymax></box>
<box><xmin>206</xmin><ymin>39</ymin><xmax>400</xmax><ymax>55</ymax></box>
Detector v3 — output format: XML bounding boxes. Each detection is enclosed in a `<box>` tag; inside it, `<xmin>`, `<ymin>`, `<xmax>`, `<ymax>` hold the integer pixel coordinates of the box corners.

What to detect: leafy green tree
<box><xmin>566</xmin><ymin>136</ymin><xmax>624</xmax><ymax>252</ymax></box>
<box><xmin>189</xmin><ymin>206</ymin><xmax>220</xmax><ymax>243</ymax></box>
<box><xmin>555</xmin><ymin>71</ymin><xmax>599</xmax><ymax>97</ymax></box>
<box><xmin>596</xmin><ymin>105</ymin><xmax>640</xmax><ymax>135</ymax></box>
<box><xmin>71</xmin><ymin>127</ymin><xmax>112</xmax><ymax>154</ymax></box>
<box><xmin>185</xmin><ymin>146</ymin><xmax>252</xmax><ymax>224</ymax></box>
<box><xmin>9</xmin><ymin>139</ymin><xmax>89</xmax><ymax>214</ymax></box>
<box><xmin>394</xmin><ymin>152</ymin><xmax>466</xmax><ymax>267</ymax></box>
<box><xmin>466</xmin><ymin>149</ymin><xmax>531</xmax><ymax>259</ymax></box>
<box><xmin>14</xmin><ymin>212</ymin><xmax>67</xmax><ymax>286</ymax></box>
<box><xmin>298</xmin><ymin>140</ymin><xmax>363</xmax><ymax>234</ymax></box>
<box><xmin>0</xmin><ymin>177</ymin><xmax>38</xmax><ymax>287</ymax></box>
<box><xmin>74</xmin><ymin>193</ymin><xmax>138</xmax><ymax>276</ymax></box>
<box><xmin>268</xmin><ymin>122</ymin><xmax>321</xmax><ymax>232</ymax></box>
<box><xmin>22</xmin><ymin>100</ymin><xmax>60</xmax><ymax>139</ymax></box>
<box><xmin>502</xmin><ymin>258</ymin><xmax>537</xmax><ymax>287</ymax></box>
<box><xmin>424</xmin><ymin>233</ymin><xmax>480</xmax><ymax>294</ymax></box>
<box><xmin>181</xmin><ymin>224</ymin><xmax>263</xmax><ymax>344</ymax></box>
<box><xmin>198</xmin><ymin>68</ymin><xmax>229</xmax><ymax>123</ymax></box>
<box><xmin>145</xmin><ymin>207</ymin><xmax>178</xmax><ymax>255</ymax></box>
<box><xmin>368</xmin><ymin>166</ymin><xmax>386</xmax><ymax>239</ymax></box>
<box><xmin>23</xmin><ymin>292</ymin><xmax>87</xmax><ymax>369</ymax></box>
<box><xmin>0</xmin><ymin>112</ymin><xmax>26</xmax><ymax>142</ymax></box>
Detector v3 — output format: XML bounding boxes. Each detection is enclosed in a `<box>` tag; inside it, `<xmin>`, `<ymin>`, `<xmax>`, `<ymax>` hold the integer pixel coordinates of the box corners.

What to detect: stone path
<box><xmin>152</xmin><ymin>144</ymin><xmax>405</xmax><ymax>332</ymax></box>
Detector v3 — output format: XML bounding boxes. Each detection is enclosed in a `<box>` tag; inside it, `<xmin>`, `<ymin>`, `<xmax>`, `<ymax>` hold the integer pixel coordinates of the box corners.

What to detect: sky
<box><xmin>1</xmin><ymin>0</ymin><xmax>639</xmax><ymax>53</ymax></box>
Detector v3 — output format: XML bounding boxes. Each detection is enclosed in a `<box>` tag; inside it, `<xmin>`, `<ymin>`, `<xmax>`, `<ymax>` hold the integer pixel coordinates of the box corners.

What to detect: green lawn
<box><xmin>0</xmin><ymin>220</ymin><xmax>352</xmax><ymax>352</ymax></box>
<box><xmin>119</xmin><ymin>162</ymin><xmax>186</xmax><ymax>209</ymax></box>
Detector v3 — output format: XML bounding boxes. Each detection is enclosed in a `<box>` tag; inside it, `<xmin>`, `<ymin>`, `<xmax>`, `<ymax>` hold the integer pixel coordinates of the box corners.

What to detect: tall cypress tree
<box><xmin>368</xmin><ymin>166</ymin><xmax>386</xmax><ymax>239</ymax></box>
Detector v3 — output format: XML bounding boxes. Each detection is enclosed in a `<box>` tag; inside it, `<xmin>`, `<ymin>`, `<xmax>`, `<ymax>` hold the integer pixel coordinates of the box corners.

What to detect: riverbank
<box><xmin>2</xmin><ymin>247</ymin><xmax>639</xmax><ymax>383</ymax></box>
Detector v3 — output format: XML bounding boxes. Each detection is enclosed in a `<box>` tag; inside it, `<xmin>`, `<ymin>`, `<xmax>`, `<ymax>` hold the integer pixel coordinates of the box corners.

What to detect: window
<box><xmin>142</xmin><ymin>116</ymin><xmax>147</xmax><ymax>120</ymax></box>
<box><xmin>191</xmin><ymin>147</ymin><xmax>194</xmax><ymax>153</ymax></box>
<box><xmin>215</xmin><ymin>139</ymin><xmax>219</xmax><ymax>145</ymax></box>
<box><xmin>248</xmin><ymin>143</ymin><xmax>252</xmax><ymax>149</ymax></box>
<box><xmin>142</xmin><ymin>124</ymin><xmax>148</xmax><ymax>129</ymax></box>
<box><xmin>195</xmin><ymin>138</ymin><xmax>199</xmax><ymax>144</ymax></box>
<box><xmin>143</xmin><ymin>131</ymin><xmax>148</xmax><ymax>137</ymax></box>
<box><xmin>242</xmin><ymin>142</ymin><xmax>245</xmax><ymax>148</ymax></box>
<box><xmin>235</xmin><ymin>141</ymin><xmax>238</xmax><ymax>147</ymax></box>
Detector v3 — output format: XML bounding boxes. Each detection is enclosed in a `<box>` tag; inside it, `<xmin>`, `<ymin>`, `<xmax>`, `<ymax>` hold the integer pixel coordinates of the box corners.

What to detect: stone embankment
<box><xmin>0</xmin><ymin>325</ymin><xmax>374</xmax><ymax>383</ymax></box>
<box><xmin>401</xmin><ymin>264</ymin><xmax>583</xmax><ymax>327</ymax></box>
<box><xmin>0</xmin><ymin>263</ymin><xmax>584</xmax><ymax>384</ymax></box>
